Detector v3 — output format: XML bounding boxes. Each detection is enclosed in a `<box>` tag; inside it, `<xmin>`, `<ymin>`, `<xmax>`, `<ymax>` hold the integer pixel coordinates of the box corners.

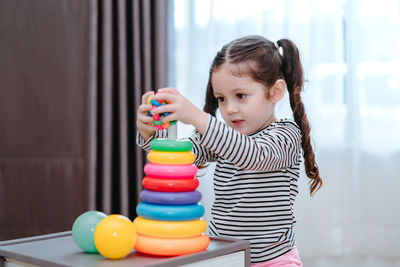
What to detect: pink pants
<box><xmin>251</xmin><ymin>246</ymin><xmax>302</xmax><ymax>267</ymax></box>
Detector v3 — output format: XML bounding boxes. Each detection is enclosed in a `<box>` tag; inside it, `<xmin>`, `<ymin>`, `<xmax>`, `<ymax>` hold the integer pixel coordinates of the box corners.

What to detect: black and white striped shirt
<box><xmin>137</xmin><ymin>115</ymin><xmax>302</xmax><ymax>263</ymax></box>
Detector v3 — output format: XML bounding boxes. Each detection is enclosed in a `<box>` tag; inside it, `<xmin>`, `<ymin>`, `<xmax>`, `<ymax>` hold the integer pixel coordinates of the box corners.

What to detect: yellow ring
<box><xmin>135</xmin><ymin>233</ymin><xmax>209</xmax><ymax>256</ymax></box>
<box><xmin>133</xmin><ymin>217</ymin><xmax>206</xmax><ymax>238</ymax></box>
<box><xmin>147</xmin><ymin>151</ymin><xmax>195</xmax><ymax>165</ymax></box>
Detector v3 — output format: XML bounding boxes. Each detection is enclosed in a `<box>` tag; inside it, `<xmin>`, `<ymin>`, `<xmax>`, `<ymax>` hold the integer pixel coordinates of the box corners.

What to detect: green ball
<box><xmin>72</xmin><ymin>211</ymin><xmax>107</xmax><ymax>253</ymax></box>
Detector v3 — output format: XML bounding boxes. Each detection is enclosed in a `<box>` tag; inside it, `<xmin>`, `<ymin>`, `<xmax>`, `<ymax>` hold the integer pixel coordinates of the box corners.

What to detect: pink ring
<box><xmin>144</xmin><ymin>163</ymin><xmax>198</xmax><ymax>178</ymax></box>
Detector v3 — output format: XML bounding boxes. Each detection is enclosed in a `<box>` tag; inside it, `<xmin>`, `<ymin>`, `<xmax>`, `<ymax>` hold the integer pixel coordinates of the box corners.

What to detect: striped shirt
<box><xmin>137</xmin><ymin>115</ymin><xmax>302</xmax><ymax>263</ymax></box>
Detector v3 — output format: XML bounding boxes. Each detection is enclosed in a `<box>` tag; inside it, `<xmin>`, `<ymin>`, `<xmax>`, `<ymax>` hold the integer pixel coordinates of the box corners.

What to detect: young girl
<box><xmin>136</xmin><ymin>35</ymin><xmax>322</xmax><ymax>266</ymax></box>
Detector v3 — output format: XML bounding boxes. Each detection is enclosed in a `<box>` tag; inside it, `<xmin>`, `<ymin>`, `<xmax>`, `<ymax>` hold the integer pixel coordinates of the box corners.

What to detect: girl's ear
<box><xmin>268</xmin><ymin>79</ymin><xmax>286</xmax><ymax>103</ymax></box>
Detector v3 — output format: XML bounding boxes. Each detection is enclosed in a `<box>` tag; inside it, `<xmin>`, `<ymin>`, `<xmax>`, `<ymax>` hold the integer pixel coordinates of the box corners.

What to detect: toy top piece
<box><xmin>147</xmin><ymin>94</ymin><xmax>177</xmax><ymax>130</ymax></box>
<box><xmin>147</xmin><ymin>93</ymin><xmax>177</xmax><ymax>140</ymax></box>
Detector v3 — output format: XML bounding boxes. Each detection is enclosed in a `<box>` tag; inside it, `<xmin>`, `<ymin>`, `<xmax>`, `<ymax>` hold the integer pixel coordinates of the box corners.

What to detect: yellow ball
<box><xmin>93</xmin><ymin>214</ymin><xmax>136</xmax><ymax>259</ymax></box>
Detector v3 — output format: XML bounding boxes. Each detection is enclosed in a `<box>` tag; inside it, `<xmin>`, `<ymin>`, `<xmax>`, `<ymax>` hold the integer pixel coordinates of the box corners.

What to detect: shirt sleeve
<box><xmin>199</xmin><ymin>115</ymin><xmax>301</xmax><ymax>171</ymax></box>
<box><xmin>136</xmin><ymin>130</ymin><xmax>168</xmax><ymax>152</ymax></box>
<box><xmin>188</xmin><ymin>127</ymin><xmax>218</xmax><ymax>166</ymax></box>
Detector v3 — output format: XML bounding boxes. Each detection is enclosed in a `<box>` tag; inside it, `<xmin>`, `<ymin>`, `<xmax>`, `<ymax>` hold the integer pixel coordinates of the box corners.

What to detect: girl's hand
<box><xmin>151</xmin><ymin>88</ymin><xmax>209</xmax><ymax>134</ymax></box>
<box><xmin>136</xmin><ymin>91</ymin><xmax>157</xmax><ymax>140</ymax></box>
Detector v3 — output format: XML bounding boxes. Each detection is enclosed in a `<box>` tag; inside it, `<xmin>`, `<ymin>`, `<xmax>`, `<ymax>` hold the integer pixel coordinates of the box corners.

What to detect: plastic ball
<box><xmin>93</xmin><ymin>214</ymin><xmax>136</xmax><ymax>259</ymax></box>
<box><xmin>72</xmin><ymin>210</ymin><xmax>107</xmax><ymax>253</ymax></box>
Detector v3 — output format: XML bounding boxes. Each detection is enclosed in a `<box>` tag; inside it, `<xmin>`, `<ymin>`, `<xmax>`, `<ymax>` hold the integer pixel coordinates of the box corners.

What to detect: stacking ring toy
<box><xmin>135</xmin><ymin>233</ymin><xmax>209</xmax><ymax>256</ymax></box>
<box><xmin>133</xmin><ymin>217</ymin><xmax>206</xmax><ymax>238</ymax></box>
<box><xmin>142</xmin><ymin>177</ymin><xmax>199</xmax><ymax>192</ymax></box>
<box><xmin>150</xmin><ymin>139</ymin><xmax>193</xmax><ymax>152</ymax></box>
<box><xmin>140</xmin><ymin>189</ymin><xmax>202</xmax><ymax>205</ymax></box>
<box><xmin>144</xmin><ymin>163</ymin><xmax>197</xmax><ymax>178</ymax></box>
<box><xmin>147</xmin><ymin>151</ymin><xmax>195</xmax><ymax>165</ymax></box>
<box><xmin>136</xmin><ymin>202</ymin><xmax>204</xmax><ymax>221</ymax></box>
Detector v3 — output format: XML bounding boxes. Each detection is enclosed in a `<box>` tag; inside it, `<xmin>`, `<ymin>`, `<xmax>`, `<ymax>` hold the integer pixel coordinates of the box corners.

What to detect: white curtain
<box><xmin>170</xmin><ymin>0</ymin><xmax>400</xmax><ymax>266</ymax></box>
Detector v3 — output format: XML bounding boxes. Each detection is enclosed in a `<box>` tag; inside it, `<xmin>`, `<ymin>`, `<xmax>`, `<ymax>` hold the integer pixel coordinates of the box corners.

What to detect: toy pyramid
<box><xmin>133</xmin><ymin>97</ymin><xmax>209</xmax><ymax>256</ymax></box>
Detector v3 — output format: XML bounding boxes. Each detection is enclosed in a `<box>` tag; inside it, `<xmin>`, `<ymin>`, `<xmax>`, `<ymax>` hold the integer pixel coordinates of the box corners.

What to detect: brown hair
<box><xmin>203</xmin><ymin>35</ymin><xmax>322</xmax><ymax>196</ymax></box>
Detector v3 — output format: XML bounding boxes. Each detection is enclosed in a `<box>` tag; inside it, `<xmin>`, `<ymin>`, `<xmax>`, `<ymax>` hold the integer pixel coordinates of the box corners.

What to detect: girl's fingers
<box><xmin>157</xmin><ymin>87</ymin><xmax>178</xmax><ymax>95</ymax></box>
<box><xmin>142</xmin><ymin>91</ymin><xmax>155</xmax><ymax>104</ymax></box>
<box><xmin>152</xmin><ymin>88</ymin><xmax>180</xmax><ymax>102</ymax></box>
<box><xmin>150</xmin><ymin>104</ymin><xmax>174</xmax><ymax>115</ymax></box>
<box><xmin>138</xmin><ymin>103</ymin><xmax>152</xmax><ymax>113</ymax></box>
<box><xmin>137</xmin><ymin>105</ymin><xmax>154</xmax><ymax>125</ymax></box>
<box><xmin>151</xmin><ymin>92</ymin><xmax>175</xmax><ymax>104</ymax></box>
<box><xmin>141</xmin><ymin>124</ymin><xmax>157</xmax><ymax>132</ymax></box>
<box><xmin>139</xmin><ymin>115</ymin><xmax>153</xmax><ymax>124</ymax></box>
<box><xmin>137</xmin><ymin>120</ymin><xmax>153</xmax><ymax>131</ymax></box>
<box><xmin>161</xmin><ymin>113</ymin><xmax>178</xmax><ymax>124</ymax></box>
<box><xmin>146</xmin><ymin>88</ymin><xmax>187</xmax><ymax>124</ymax></box>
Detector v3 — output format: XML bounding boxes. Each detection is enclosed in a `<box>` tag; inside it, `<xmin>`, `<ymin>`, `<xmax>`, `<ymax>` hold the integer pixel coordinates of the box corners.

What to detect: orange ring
<box><xmin>135</xmin><ymin>233</ymin><xmax>209</xmax><ymax>256</ymax></box>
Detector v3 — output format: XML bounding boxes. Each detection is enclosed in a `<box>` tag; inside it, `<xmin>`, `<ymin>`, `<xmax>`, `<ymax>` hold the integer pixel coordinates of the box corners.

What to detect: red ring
<box><xmin>142</xmin><ymin>177</ymin><xmax>199</xmax><ymax>192</ymax></box>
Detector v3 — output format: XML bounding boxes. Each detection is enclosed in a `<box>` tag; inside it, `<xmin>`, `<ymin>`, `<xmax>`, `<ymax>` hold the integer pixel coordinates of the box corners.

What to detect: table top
<box><xmin>0</xmin><ymin>231</ymin><xmax>251</xmax><ymax>267</ymax></box>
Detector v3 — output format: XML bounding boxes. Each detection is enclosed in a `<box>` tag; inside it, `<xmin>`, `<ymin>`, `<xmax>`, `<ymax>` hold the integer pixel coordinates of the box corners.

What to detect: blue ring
<box><xmin>140</xmin><ymin>190</ymin><xmax>202</xmax><ymax>205</ymax></box>
<box><xmin>136</xmin><ymin>202</ymin><xmax>204</xmax><ymax>221</ymax></box>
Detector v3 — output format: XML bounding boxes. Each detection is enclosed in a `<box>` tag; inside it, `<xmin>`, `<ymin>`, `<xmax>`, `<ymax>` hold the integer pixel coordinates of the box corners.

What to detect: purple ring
<box><xmin>140</xmin><ymin>189</ymin><xmax>202</xmax><ymax>205</ymax></box>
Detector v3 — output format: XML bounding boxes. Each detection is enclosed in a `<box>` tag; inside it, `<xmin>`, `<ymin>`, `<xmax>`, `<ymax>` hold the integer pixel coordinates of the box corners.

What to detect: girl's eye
<box><xmin>216</xmin><ymin>97</ymin><xmax>225</xmax><ymax>102</ymax></box>
<box><xmin>237</xmin><ymin>93</ymin><xmax>246</xmax><ymax>99</ymax></box>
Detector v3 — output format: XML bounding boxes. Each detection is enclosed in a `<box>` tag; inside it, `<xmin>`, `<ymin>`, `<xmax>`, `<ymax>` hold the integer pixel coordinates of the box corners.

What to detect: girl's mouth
<box><xmin>231</xmin><ymin>120</ymin><xmax>244</xmax><ymax>126</ymax></box>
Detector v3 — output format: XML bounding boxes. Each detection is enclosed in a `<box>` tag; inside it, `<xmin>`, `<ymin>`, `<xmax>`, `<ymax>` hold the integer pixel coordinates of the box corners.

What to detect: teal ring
<box><xmin>136</xmin><ymin>202</ymin><xmax>204</xmax><ymax>221</ymax></box>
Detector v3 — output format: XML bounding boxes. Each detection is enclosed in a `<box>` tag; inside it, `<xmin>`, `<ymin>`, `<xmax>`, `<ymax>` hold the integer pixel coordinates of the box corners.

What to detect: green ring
<box><xmin>150</xmin><ymin>139</ymin><xmax>193</xmax><ymax>152</ymax></box>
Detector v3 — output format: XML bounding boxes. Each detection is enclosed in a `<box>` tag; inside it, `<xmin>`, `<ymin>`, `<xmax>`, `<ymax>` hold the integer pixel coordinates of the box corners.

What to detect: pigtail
<box><xmin>277</xmin><ymin>39</ymin><xmax>322</xmax><ymax>196</ymax></box>
<box><xmin>204</xmin><ymin>46</ymin><xmax>230</xmax><ymax>116</ymax></box>
<box><xmin>203</xmin><ymin>77</ymin><xmax>218</xmax><ymax>116</ymax></box>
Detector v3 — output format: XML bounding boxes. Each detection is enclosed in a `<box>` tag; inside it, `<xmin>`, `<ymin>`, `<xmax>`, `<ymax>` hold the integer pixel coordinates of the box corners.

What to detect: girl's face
<box><xmin>211</xmin><ymin>64</ymin><xmax>277</xmax><ymax>135</ymax></box>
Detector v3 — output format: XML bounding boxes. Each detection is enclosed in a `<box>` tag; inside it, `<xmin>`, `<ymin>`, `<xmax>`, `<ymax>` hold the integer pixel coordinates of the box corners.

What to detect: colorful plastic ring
<box><xmin>136</xmin><ymin>202</ymin><xmax>204</xmax><ymax>221</ymax></box>
<box><xmin>144</xmin><ymin>163</ymin><xmax>197</xmax><ymax>178</ymax></box>
<box><xmin>142</xmin><ymin>177</ymin><xmax>199</xmax><ymax>192</ymax></box>
<box><xmin>147</xmin><ymin>151</ymin><xmax>195</xmax><ymax>165</ymax></box>
<box><xmin>135</xmin><ymin>233</ymin><xmax>209</xmax><ymax>256</ymax></box>
<box><xmin>140</xmin><ymin>189</ymin><xmax>202</xmax><ymax>205</ymax></box>
<box><xmin>133</xmin><ymin>217</ymin><xmax>206</xmax><ymax>238</ymax></box>
<box><xmin>150</xmin><ymin>139</ymin><xmax>193</xmax><ymax>152</ymax></box>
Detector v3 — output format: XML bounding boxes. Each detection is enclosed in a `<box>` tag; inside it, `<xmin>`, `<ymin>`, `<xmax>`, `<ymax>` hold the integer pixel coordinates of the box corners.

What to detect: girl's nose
<box><xmin>226</xmin><ymin>101</ymin><xmax>238</xmax><ymax>114</ymax></box>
